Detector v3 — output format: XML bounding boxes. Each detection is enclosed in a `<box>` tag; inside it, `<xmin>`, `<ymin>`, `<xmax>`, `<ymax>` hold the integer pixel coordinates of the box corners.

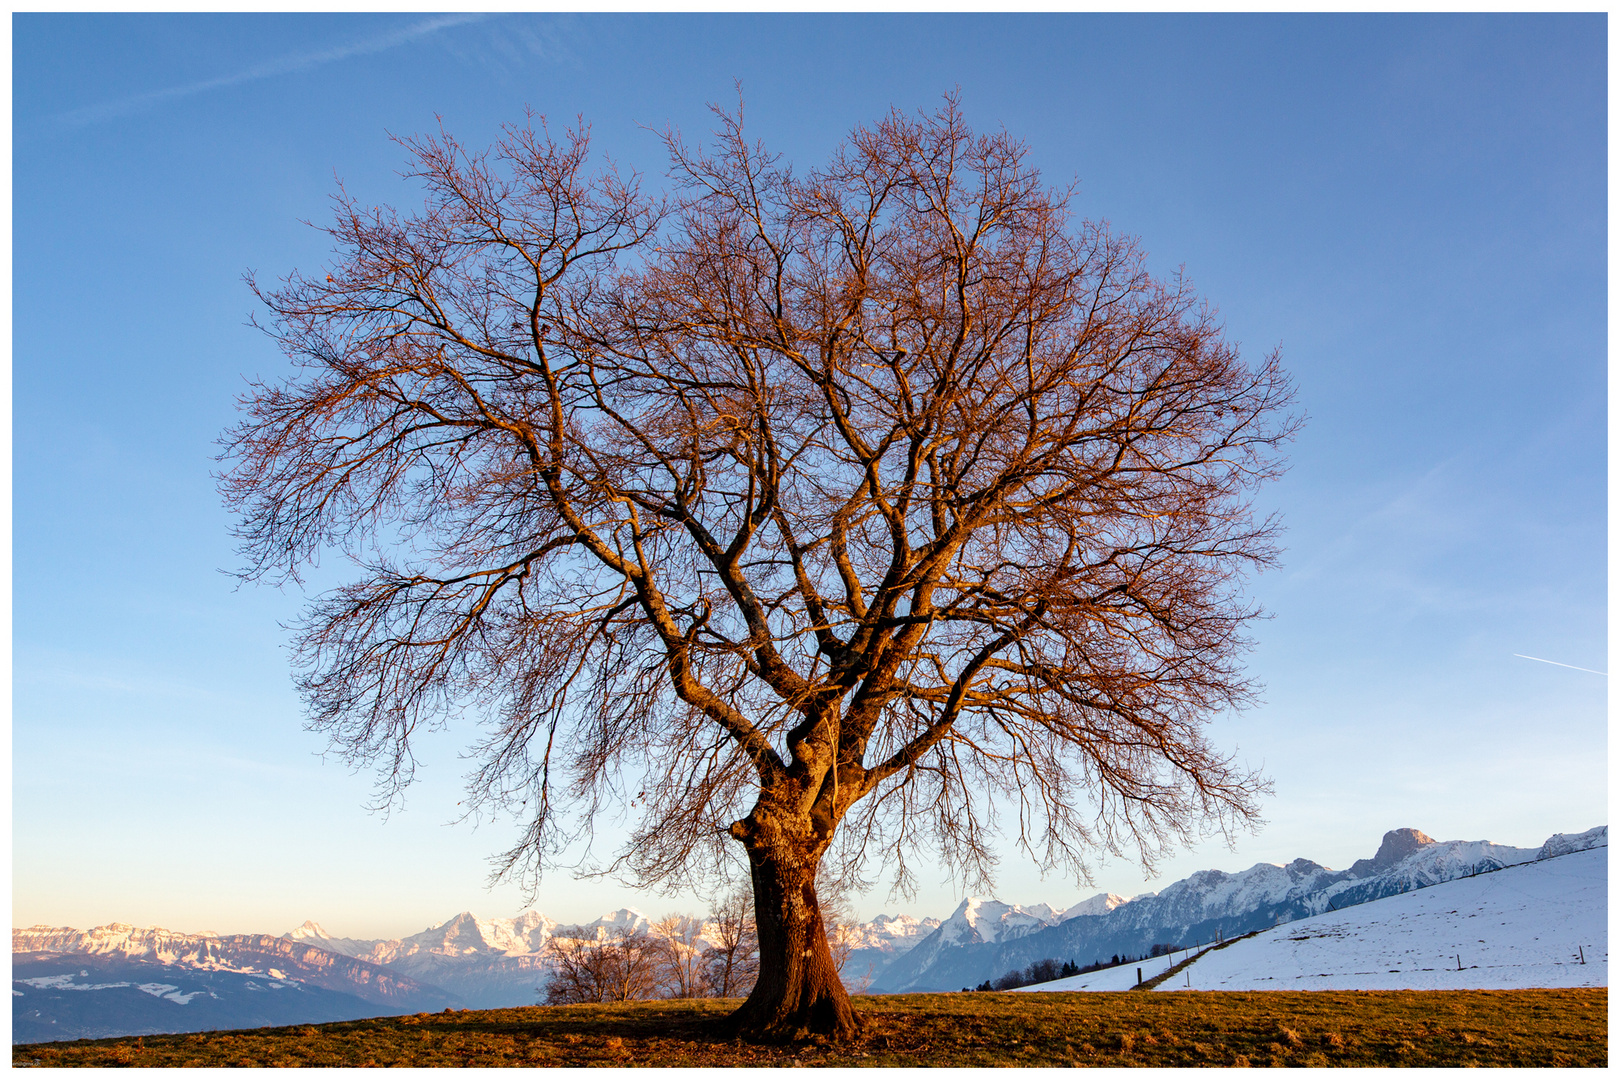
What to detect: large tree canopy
<box><xmin>224</xmin><ymin>98</ymin><xmax>1296</xmax><ymax>1039</ymax></box>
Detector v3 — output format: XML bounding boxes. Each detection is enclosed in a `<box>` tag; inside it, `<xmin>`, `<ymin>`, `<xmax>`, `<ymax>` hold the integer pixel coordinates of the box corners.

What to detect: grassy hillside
<box><xmin>13</xmin><ymin>988</ymin><xmax>1605</xmax><ymax>1067</ymax></box>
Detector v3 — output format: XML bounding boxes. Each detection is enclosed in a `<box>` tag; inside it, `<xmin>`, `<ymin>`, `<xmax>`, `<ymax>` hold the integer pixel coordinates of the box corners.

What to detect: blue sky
<box><xmin>13</xmin><ymin>14</ymin><xmax>1606</xmax><ymax>939</ymax></box>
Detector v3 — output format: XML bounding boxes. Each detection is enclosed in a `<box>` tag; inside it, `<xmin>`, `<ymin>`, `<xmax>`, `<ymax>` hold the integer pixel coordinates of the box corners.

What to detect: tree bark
<box><xmin>724</xmin><ymin>815</ymin><xmax>860</xmax><ymax>1042</ymax></box>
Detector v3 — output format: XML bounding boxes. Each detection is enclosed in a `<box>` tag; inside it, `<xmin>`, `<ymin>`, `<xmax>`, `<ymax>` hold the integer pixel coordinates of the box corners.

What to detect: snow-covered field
<box><xmin>1018</xmin><ymin>845</ymin><xmax>1605</xmax><ymax>993</ymax></box>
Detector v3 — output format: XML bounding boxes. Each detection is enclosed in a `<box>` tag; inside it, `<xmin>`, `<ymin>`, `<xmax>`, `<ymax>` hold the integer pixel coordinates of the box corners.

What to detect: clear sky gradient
<box><xmin>13</xmin><ymin>14</ymin><xmax>1606</xmax><ymax>939</ymax></box>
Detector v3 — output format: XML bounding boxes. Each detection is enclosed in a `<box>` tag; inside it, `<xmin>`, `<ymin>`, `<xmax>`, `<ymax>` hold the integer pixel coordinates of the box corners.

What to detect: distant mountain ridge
<box><xmin>11</xmin><ymin>924</ymin><xmax>457</xmax><ymax>1043</ymax></box>
<box><xmin>10</xmin><ymin>923</ymin><xmax>446</xmax><ymax>1009</ymax></box>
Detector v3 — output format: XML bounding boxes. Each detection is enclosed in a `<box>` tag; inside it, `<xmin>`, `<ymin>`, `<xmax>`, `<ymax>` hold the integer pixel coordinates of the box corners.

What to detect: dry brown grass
<box><xmin>12</xmin><ymin>988</ymin><xmax>1606</xmax><ymax>1068</ymax></box>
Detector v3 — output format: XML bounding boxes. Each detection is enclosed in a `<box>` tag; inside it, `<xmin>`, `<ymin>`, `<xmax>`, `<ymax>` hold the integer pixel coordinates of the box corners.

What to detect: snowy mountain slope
<box><xmin>1012</xmin><ymin>841</ymin><xmax>1606</xmax><ymax>994</ymax></box>
<box><xmin>871</xmin><ymin>826</ymin><xmax>1597</xmax><ymax>993</ymax></box>
<box><xmin>1156</xmin><ymin>844</ymin><xmax>1607</xmax><ymax>991</ymax></box>
<box><xmin>1539</xmin><ymin>826</ymin><xmax>1607</xmax><ymax>860</ymax></box>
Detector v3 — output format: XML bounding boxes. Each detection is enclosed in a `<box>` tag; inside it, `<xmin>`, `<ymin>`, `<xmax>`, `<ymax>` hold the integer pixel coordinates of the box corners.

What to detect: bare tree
<box><xmin>543</xmin><ymin>927</ymin><xmax>663</xmax><ymax>1004</ymax></box>
<box><xmin>700</xmin><ymin>886</ymin><xmax>760</xmax><ymax>999</ymax></box>
<box><xmin>224</xmin><ymin>96</ymin><xmax>1295</xmax><ymax>1040</ymax></box>
<box><xmin>651</xmin><ymin>913</ymin><xmax>708</xmax><ymax>999</ymax></box>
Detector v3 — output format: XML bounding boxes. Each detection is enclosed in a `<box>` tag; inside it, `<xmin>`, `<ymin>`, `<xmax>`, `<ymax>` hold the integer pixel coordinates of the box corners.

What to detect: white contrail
<box><xmin>52</xmin><ymin>14</ymin><xmax>491</xmax><ymax>127</ymax></box>
<box><xmin>1512</xmin><ymin>654</ymin><xmax>1607</xmax><ymax>676</ymax></box>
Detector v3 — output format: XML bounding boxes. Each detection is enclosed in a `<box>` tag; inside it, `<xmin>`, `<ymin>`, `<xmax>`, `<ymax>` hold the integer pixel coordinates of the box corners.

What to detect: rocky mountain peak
<box><xmin>1344</xmin><ymin>828</ymin><xmax>1436</xmax><ymax>877</ymax></box>
<box><xmin>935</xmin><ymin>897</ymin><xmax>1063</xmax><ymax>947</ymax></box>
<box><xmin>1059</xmin><ymin>892</ymin><xmax>1128</xmax><ymax>921</ymax></box>
<box><xmin>1374</xmin><ymin>828</ymin><xmax>1436</xmax><ymax>867</ymax></box>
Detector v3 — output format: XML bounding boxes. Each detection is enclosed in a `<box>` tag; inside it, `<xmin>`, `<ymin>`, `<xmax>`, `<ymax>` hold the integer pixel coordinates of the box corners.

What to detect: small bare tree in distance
<box><xmin>223</xmin><ymin>94</ymin><xmax>1296</xmax><ymax>1041</ymax></box>
<box><xmin>651</xmin><ymin>913</ymin><xmax>708</xmax><ymax>999</ymax></box>
<box><xmin>700</xmin><ymin>885</ymin><xmax>760</xmax><ymax>999</ymax></box>
<box><xmin>543</xmin><ymin>927</ymin><xmax>663</xmax><ymax>1004</ymax></box>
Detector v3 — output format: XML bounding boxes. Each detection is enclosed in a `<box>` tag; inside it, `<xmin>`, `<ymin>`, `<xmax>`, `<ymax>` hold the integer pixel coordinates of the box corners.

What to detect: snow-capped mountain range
<box><xmin>10</xmin><ymin>924</ymin><xmax>458</xmax><ymax>1043</ymax></box>
<box><xmin>15</xmin><ymin>824</ymin><xmax>1604</xmax><ymax>1041</ymax></box>
<box><xmin>8</xmin><ymin>923</ymin><xmax>445</xmax><ymax>1008</ymax></box>
<box><xmin>926</xmin><ymin>893</ymin><xmax>1132</xmax><ymax>951</ymax></box>
<box><xmin>838</xmin><ymin>912</ymin><xmax>944</xmax><ymax>950</ymax></box>
<box><xmin>284</xmin><ymin>907</ymin><xmax>656</xmax><ymax>966</ymax></box>
<box><xmin>276</xmin><ymin>908</ymin><xmax>670</xmax><ymax>1006</ymax></box>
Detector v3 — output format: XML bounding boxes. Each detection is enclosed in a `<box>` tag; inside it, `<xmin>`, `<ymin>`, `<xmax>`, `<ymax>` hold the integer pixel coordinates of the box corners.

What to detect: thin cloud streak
<box><xmin>1512</xmin><ymin>654</ymin><xmax>1606</xmax><ymax>676</ymax></box>
<box><xmin>52</xmin><ymin>14</ymin><xmax>492</xmax><ymax>127</ymax></box>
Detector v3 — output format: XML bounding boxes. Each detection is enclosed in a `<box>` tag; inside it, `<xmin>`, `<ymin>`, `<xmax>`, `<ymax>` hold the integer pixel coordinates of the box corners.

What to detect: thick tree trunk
<box><xmin>724</xmin><ymin>817</ymin><xmax>860</xmax><ymax>1042</ymax></box>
